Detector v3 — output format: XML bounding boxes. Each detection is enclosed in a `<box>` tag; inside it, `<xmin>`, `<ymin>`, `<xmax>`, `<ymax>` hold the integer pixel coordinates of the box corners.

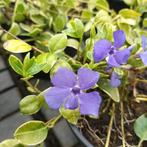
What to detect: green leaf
<box><xmin>98</xmin><ymin>79</ymin><xmax>120</xmax><ymax>102</ymax></box>
<box><xmin>81</xmin><ymin>9</ymin><xmax>92</xmax><ymax>21</ymax></box>
<box><xmin>119</xmin><ymin>9</ymin><xmax>141</xmax><ymax>19</ymax></box>
<box><xmin>50</xmin><ymin>59</ymin><xmax>72</xmax><ymax>78</ymax></box>
<box><xmin>143</xmin><ymin>18</ymin><xmax>147</xmax><ymax>28</ymax></box>
<box><xmin>14</xmin><ymin>121</ymin><xmax>48</xmax><ymax>145</ymax></box>
<box><xmin>59</xmin><ymin>107</ymin><xmax>80</xmax><ymax>125</ymax></box>
<box><xmin>20</xmin><ymin>95</ymin><xmax>44</xmax><ymax>115</ymax></box>
<box><xmin>53</xmin><ymin>15</ymin><xmax>67</xmax><ymax>32</ymax></box>
<box><xmin>23</xmin><ymin>53</ymin><xmax>43</xmax><ymax>77</ymax></box>
<box><xmin>124</xmin><ymin>0</ymin><xmax>136</xmax><ymax>5</ymax></box>
<box><xmin>9</xmin><ymin>55</ymin><xmax>23</xmax><ymax>75</ymax></box>
<box><xmin>137</xmin><ymin>0</ymin><xmax>147</xmax><ymax>5</ymax></box>
<box><xmin>3</xmin><ymin>23</ymin><xmax>21</xmax><ymax>40</ymax></box>
<box><xmin>29</xmin><ymin>28</ymin><xmax>42</xmax><ymax>37</ymax></box>
<box><xmin>0</xmin><ymin>139</ymin><xmax>25</xmax><ymax>147</ymax></box>
<box><xmin>134</xmin><ymin>113</ymin><xmax>147</xmax><ymax>140</ymax></box>
<box><xmin>64</xmin><ymin>18</ymin><xmax>84</xmax><ymax>38</ymax></box>
<box><xmin>20</xmin><ymin>23</ymin><xmax>32</xmax><ymax>32</ymax></box>
<box><xmin>48</xmin><ymin>34</ymin><xmax>67</xmax><ymax>52</ymax></box>
<box><xmin>3</xmin><ymin>39</ymin><xmax>32</xmax><ymax>53</ymax></box>
<box><xmin>13</xmin><ymin>0</ymin><xmax>27</xmax><ymax>22</ymax></box>
<box><xmin>96</xmin><ymin>0</ymin><xmax>109</xmax><ymax>11</ymax></box>
<box><xmin>67</xmin><ymin>39</ymin><xmax>79</xmax><ymax>49</ymax></box>
<box><xmin>36</xmin><ymin>53</ymin><xmax>57</xmax><ymax>73</ymax></box>
<box><xmin>30</xmin><ymin>14</ymin><xmax>45</xmax><ymax>24</ymax></box>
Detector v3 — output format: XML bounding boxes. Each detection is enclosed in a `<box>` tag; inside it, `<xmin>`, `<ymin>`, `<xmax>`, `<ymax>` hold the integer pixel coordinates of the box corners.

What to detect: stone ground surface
<box><xmin>0</xmin><ymin>55</ymin><xmax>85</xmax><ymax>147</ymax></box>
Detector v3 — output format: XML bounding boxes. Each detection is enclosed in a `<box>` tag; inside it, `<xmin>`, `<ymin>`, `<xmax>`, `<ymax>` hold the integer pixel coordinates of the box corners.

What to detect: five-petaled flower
<box><xmin>44</xmin><ymin>67</ymin><xmax>102</xmax><ymax>117</ymax></box>
<box><xmin>93</xmin><ymin>30</ymin><xmax>132</xmax><ymax>67</ymax></box>
<box><xmin>139</xmin><ymin>35</ymin><xmax>147</xmax><ymax>66</ymax></box>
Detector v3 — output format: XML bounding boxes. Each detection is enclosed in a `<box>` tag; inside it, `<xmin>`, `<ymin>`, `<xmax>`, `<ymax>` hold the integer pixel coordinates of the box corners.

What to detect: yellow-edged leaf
<box><xmin>3</xmin><ymin>39</ymin><xmax>32</xmax><ymax>53</ymax></box>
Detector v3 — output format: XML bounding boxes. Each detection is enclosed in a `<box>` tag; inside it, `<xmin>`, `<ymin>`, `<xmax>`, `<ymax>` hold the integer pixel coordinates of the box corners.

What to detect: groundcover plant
<box><xmin>0</xmin><ymin>0</ymin><xmax>147</xmax><ymax>146</ymax></box>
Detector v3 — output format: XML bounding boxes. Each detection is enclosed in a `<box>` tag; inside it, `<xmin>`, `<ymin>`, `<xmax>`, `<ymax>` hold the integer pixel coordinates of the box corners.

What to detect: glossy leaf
<box><xmin>64</xmin><ymin>18</ymin><xmax>84</xmax><ymax>38</ymax></box>
<box><xmin>96</xmin><ymin>0</ymin><xmax>109</xmax><ymax>11</ymax></box>
<box><xmin>119</xmin><ymin>9</ymin><xmax>141</xmax><ymax>20</ymax></box>
<box><xmin>13</xmin><ymin>0</ymin><xmax>27</xmax><ymax>22</ymax></box>
<box><xmin>30</xmin><ymin>14</ymin><xmax>45</xmax><ymax>24</ymax></box>
<box><xmin>23</xmin><ymin>53</ymin><xmax>43</xmax><ymax>77</ymax></box>
<box><xmin>59</xmin><ymin>107</ymin><xmax>80</xmax><ymax>125</ymax></box>
<box><xmin>53</xmin><ymin>15</ymin><xmax>67</xmax><ymax>32</ymax></box>
<box><xmin>9</xmin><ymin>55</ymin><xmax>23</xmax><ymax>75</ymax></box>
<box><xmin>20</xmin><ymin>95</ymin><xmax>44</xmax><ymax>115</ymax></box>
<box><xmin>143</xmin><ymin>18</ymin><xmax>147</xmax><ymax>28</ymax></box>
<box><xmin>50</xmin><ymin>59</ymin><xmax>72</xmax><ymax>78</ymax></box>
<box><xmin>124</xmin><ymin>0</ymin><xmax>136</xmax><ymax>5</ymax></box>
<box><xmin>36</xmin><ymin>53</ymin><xmax>57</xmax><ymax>73</ymax></box>
<box><xmin>67</xmin><ymin>39</ymin><xmax>79</xmax><ymax>49</ymax></box>
<box><xmin>14</xmin><ymin>121</ymin><xmax>48</xmax><ymax>145</ymax></box>
<box><xmin>3</xmin><ymin>23</ymin><xmax>21</xmax><ymax>40</ymax></box>
<box><xmin>0</xmin><ymin>139</ymin><xmax>25</xmax><ymax>147</ymax></box>
<box><xmin>48</xmin><ymin>34</ymin><xmax>67</xmax><ymax>52</ymax></box>
<box><xmin>98</xmin><ymin>79</ymin><xmax>120</xmax><ymax>102</ymax></box>
<box><xmin>3</xmin><ymin>39</ymin><xmax>31</xmax><ymax>53</ymax></box>
<box><xmin>134</xmin><ymin>113</ymin><xmax>147</xmax><ymax>140</ymax></box>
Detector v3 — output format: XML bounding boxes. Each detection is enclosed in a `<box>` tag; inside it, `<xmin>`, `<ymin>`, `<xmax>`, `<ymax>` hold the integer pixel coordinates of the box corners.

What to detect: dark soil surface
<box><xmin>78</xmin><ymin>71</ymin><xmax>147</xmax><ymax>147</ymax></box>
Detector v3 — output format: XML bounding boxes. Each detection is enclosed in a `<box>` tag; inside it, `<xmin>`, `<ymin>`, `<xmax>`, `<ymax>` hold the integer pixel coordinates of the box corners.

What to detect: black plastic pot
<box><xmin>108</xmin><ymin>0</ymin><xmax>128</xmax><ymax>11</ymax></box>
<box><xmin>69</xmin><ymin>124</ymin><xmax>93</xmax><ymax>147</ymax></box>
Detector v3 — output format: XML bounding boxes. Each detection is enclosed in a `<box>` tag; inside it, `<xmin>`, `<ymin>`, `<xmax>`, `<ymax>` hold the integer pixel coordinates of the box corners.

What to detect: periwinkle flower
<box><xmin>110</xmin><ymin>72</ymin><xmax>121</xmax><ymax>88</ymax></box>
<box><xmin>140</xmin><ymin>35</ymin><xmax>147</xmax><ymax>66</ymax></box>
<box><xmin>44</xmin><ymin>67</ymin><xmax>102</xmax><ymax>117</ymax></box>
<box><xmin>93</xmin><ymin>30</ymin><xmax>132</xmax><ymax>67</ymax></box>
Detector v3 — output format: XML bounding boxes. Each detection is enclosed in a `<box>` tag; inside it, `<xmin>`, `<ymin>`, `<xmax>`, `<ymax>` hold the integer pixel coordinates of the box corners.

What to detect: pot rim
<box><xmin>68</xmin><ymin>124</ymin><xmax>94</xmax><ymax>147</ymax></box>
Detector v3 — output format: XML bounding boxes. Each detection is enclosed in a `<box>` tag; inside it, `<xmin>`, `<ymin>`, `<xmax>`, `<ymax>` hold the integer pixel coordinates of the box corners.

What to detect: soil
<box><xmin>78</xmin><ymin>71</ymin><xmax>147</xmax><ymax>147</ymax></box>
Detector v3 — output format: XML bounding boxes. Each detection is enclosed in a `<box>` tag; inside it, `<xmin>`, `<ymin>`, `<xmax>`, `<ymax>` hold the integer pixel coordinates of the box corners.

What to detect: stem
<box><xmin>12</xmin><ymin>0</ymin><xmax>19</xmax><ymax>23</ymax></box>
<box><xmin>45</xmin><ymin>114</ymin><xmax>62</xmax><ymax>128</ymax></box>
<box><xmin>136</xmin><ymin>78</ymin><xmax>147</xmax><ymax>83</ymax></box>
<box><xmin>136</xmin><ymin>97</ymin><xmax>147</xmax><ymax>102</ymax></box>
<box><xmin>1</xmin><ymin>27</ymin><xmax>44</xmax><ymax>53</ymax></box>
<box><xmin>22</xmin><ymin>78</ymin><xmax>41</xmax><ymax>94</ymax></box>
<box><xmin>77</xmin><ymin>37</ymin><xmax>82</xmax><ymax>60</ymax></box>
<box><xmin>121</xmin><ymin>102</ymin><xmax>126</xmax><ymax>147</ymax></box>
<box><xmin>138</xmin><ymin>139</ymin><xmax>143</xmax><ymax>147</ymax></box>
<box><xmin>105</xmin><ymin>103</ymin><xmax>115</xmax><ymax>147</ymax></box>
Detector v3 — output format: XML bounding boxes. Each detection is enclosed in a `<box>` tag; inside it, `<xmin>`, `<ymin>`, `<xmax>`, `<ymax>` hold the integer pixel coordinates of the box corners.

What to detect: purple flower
<box><xmin>44</xmin><ymin>68</ymin><xmax>102</xmax><ymax>117</ymax></box>
<box><xmin>110</xmin><ymin>72</ymin><xmax>121</xmax><ymax>87</ymax></box>
<box><xmin>139</xmin><ymin>35</ymin><xmax>147</xmax><ymax>66</ymax></box>
<box><xmin>94</xmin><ymin>30</ymin><xmax>132</xmax><ymax>67</ymax></box>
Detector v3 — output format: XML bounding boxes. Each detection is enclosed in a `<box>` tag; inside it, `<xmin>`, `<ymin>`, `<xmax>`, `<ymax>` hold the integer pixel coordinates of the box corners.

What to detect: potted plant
<box><xmin>0</xmin><ymin>0</ymin><xmax>147</xmax><ymax>147</ymax></box>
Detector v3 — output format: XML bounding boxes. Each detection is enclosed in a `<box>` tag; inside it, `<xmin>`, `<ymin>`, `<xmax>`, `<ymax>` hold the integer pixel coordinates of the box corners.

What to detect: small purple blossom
<box><xmin>110</xmin><ymin>72</ymin><xmax>121</xmax><ymax>87</ymax></box>
<box><xmin>139</xmin><ymin>35</ymin><xmax>147</xmax><ymax>66</ymax></box>
<box><xmin>44</xmin><ymin>67</ymin><xmax>102</xmax><ymax>117</ymax></box>
<box><xmin>93</xmin><ymin>30</ymin><xmax>132</xmax><ymax>67</ymax></box>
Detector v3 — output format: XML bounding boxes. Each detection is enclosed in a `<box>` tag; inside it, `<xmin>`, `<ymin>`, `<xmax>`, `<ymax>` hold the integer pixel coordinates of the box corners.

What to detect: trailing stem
<box><xmin>105</xmin><ymin>103</ymin><xmax>115</xmax><ymax>147</ymax></box>
<box><xmin>138</xmin><ymin>139</ymin><xmax>143</xmax><ymax>147</ymax></box>
<box><xmin>121</xmin><ymin>102</ymin><xmax>126</xmax><ymax>147</ymax></box>
<box><xmin>21</xmin><ymin>78</ymin><xmax>41</xmax><ymax>94</ymax></box>
<box><xmin>45</xmin><ymin>114</ymin><xmax>62</xmax><ymax>128</ymax></box>
<box><xmin>0</xmin><ymin>27</ymin><xmax>44</xmax><ymax>53</ymax></box>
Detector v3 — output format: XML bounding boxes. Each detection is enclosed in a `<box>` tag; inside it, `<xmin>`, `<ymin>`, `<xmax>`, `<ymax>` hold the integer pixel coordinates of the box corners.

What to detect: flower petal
<box><xmin>93</xmin><ymin>39</ymin><xmax>112</xmax><ymax>62</ymax></box>
<box><xmin>64</xmin><ymin>96</ymin><xmax>78</xmax><ymax>110</ymax></box>
<box><xmin>110</xmin><ymin>72</ymin><xmax>121</xmax><ymax>87</ymax></box>
<box><xmin>114</xmin><ymin>48</ymin><xmax>130</xmax><ymax>65</ymax></box>
<box><xmin>79</xmin><ymin>92</ymin><xmax>102</xmax><ymax>117</ymax></box>
<box><xmin>44</xmin><ymin>87</ymin><xmax>71</xmax><ymax>109</ymax></box>
<box><xmin>141</xmin><ymin>35</ymin><xmax>146</xmax><ymax>50</ymax></box>
<box><xmin>51</xmin><ymin>68</ymin><xmax>77</xmax><ymax>88</ymax></box>
<box><xmin>113</xmin><ymin>30</ymin><xmax>126</xmax><ymax>49</ymax></box>
<box><xmin>78</xmin><ymin>68</ymin><xmax>99</xmax><ymax>90</ymax></box>
<box><xmin>107</xmin><ymin>55</ymin><xmax>120</xmax><ymax>67</ymax></box>
<box><xmin>140</xmin><ymin>50</ymin><xmax>147</xmax><ymax>66</ymax></box>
